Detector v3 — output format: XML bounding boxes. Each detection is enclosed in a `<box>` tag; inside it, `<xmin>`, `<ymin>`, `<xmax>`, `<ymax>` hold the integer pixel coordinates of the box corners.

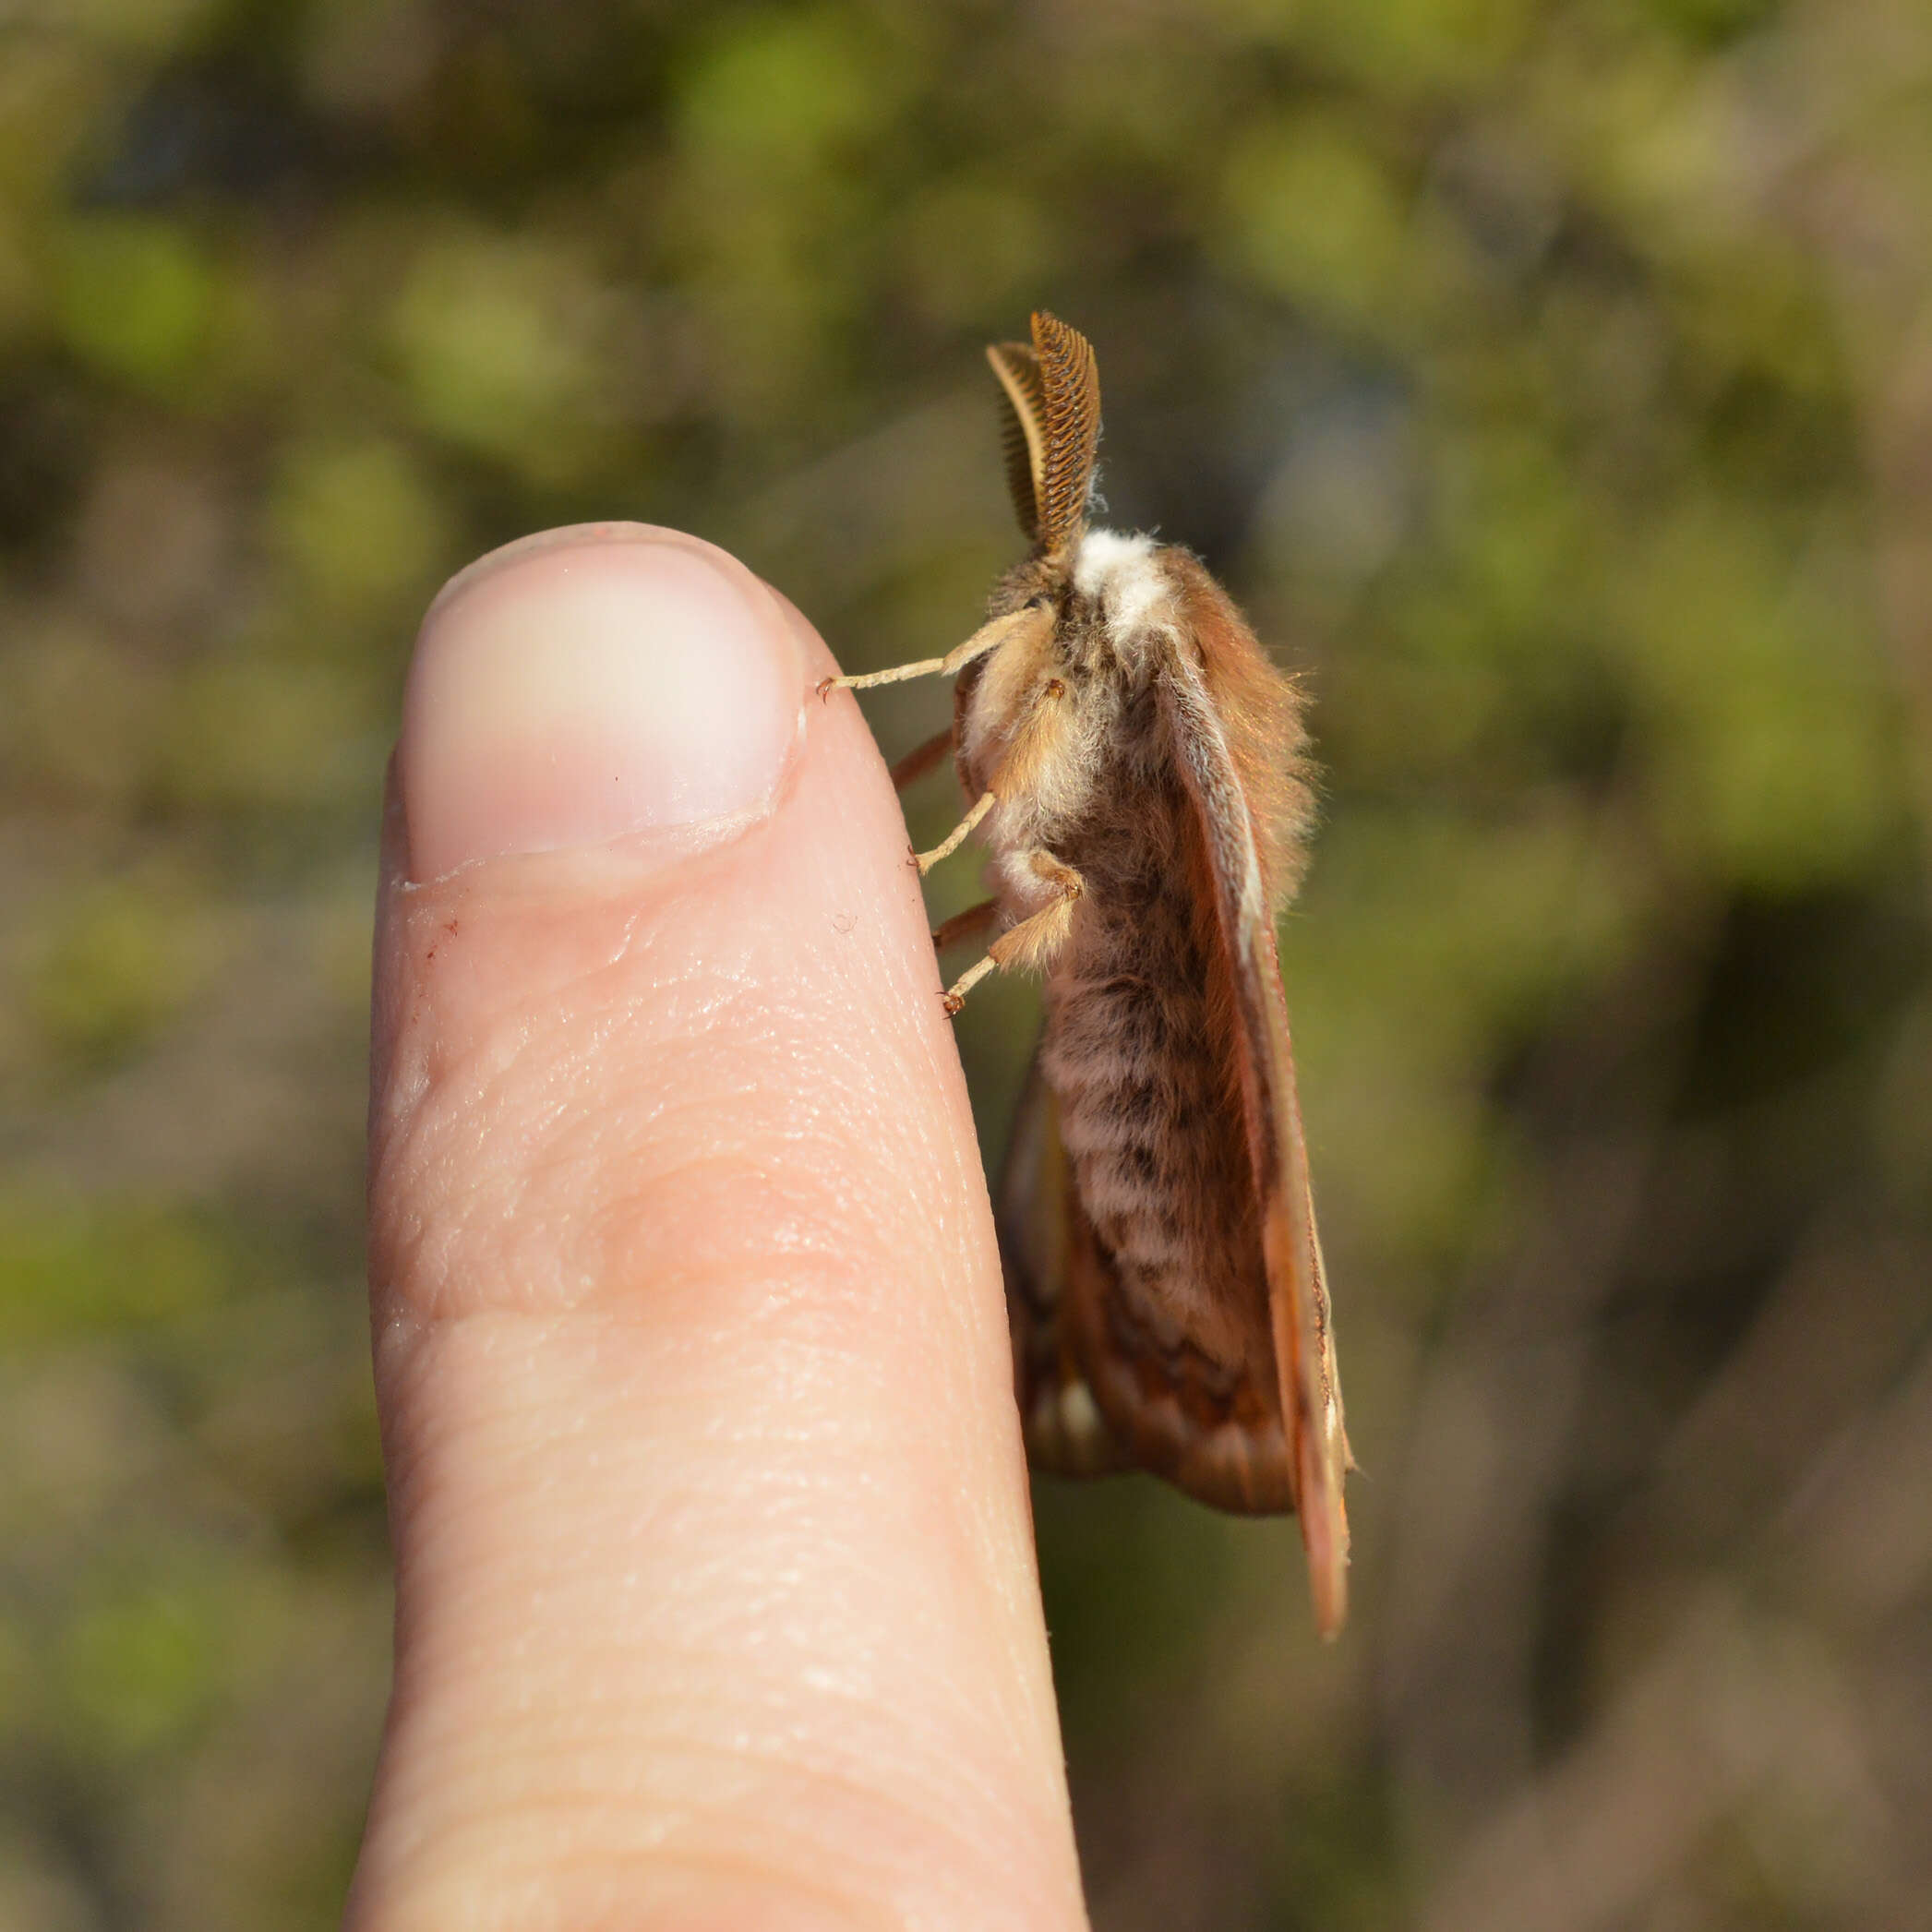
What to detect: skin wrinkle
<box><xmin>368</xmin><ymin>1220</ymin><xmax>1050</xmax><ymax>1823</ymax></box>
<box><xmin>378</xmin><ymin>1394</ymin><xmax>1054</xmax><ymax>1916</ymax></box>
<box><xmin>402</xmin><ymin>1650</ymin><xmax>1051</xmax><ymax>1880</ymax></box>
<box><xmin>379</xmin><ymin>1303</ymin><xmax>1019</xmax><ymax>1675</ymax></box>
<box><xmin>375</xmin><ymin>858</ymin><xmax>951</xmax><ymax>1331</ymax></box>
<box><xmin>368</xmin><ymin>1398</ymin><xmax>1066</xmax><ymax>1924</ymax></box>
<box><xmin>524</xmin><ymin>1848</ymin><xmax>904</xmax><ymax>1932</ymax></box>
<box><xmin>598</xmin><ymin>1738</ymin><xmax>1045</xmax><ymax>1900</ymax></box>
<box><xmin>375</xmin><ymin>1822</ymin><xmax>873</xmax><ymax>1932</ymax></box>
<box><xmin>493</xmin><ymin>1607</ymin><xmax>999</xmax><ymax>1796</ymax></box>
<box><xmin>395</xmin><ymin>1803</ymin><xmax>966</xmax><ymax>1932</ymax></box>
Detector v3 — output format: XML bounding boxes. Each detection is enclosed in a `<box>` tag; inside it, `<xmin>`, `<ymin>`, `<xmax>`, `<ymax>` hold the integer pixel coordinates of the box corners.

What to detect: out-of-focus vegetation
<box><xmin>4</xmin><ymin>1</ymin><xmax>1930</xmax><ymax>1926</ymax></box>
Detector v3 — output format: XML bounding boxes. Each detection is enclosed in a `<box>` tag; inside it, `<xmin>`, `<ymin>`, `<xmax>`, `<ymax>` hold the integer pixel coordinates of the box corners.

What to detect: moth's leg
<box><xmin>943</xmin><ymin>615</ymin><xmax>1029</xmax><ymax>676</ymax></box>
<box><xmin>889</xmin><ymin>726</ymin><xmax>955</xmax><ymax>793</ymax></box>
<box><xmin>907</xmin><ymin>663</ymin><xmax>1066</xmax><ymax>875</ymax></box>
<box><xmin>931</xmin><ymin>898</ymin><xmax>999</xmax><ymax>954</ymax></box>
<box><xmin>817</xmin><ymin>608</ymin><xmax>1032</xmax><ymax>699</ymax></box>
<box><xmin>940</xmin><ymin>954</ymin><xmax>1002</xmax><ymax>1015</ymax></box>
<box><xmin>942</xmin><ymin>852</ymin><xmax>1083</xmax><ymax>1015</ymax></box>
<box><xmin>989</xmin><ymin>852</ymin><xmax>1084</xmax><ymax>970</ymax></box>
<box><xmin>991</xmin><ymin>674</ymin><xmax>1074</xmax><ymax>798</ymax></box>
<box><xmin>822</xmin><ymin>654</ymin><xmax>946</xmax><ymax>698</ymax></box>
<box><xmin>915</xmin><ymin>789</ymin><xmax>994</xmax><ymax>876</ymax></box>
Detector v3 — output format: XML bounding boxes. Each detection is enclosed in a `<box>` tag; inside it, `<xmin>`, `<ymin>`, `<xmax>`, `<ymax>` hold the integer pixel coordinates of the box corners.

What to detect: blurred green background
<box><xmin>5</xmin><ymin>0</ymin><xmax>1931</xmax><ymax>1926</ymax></box>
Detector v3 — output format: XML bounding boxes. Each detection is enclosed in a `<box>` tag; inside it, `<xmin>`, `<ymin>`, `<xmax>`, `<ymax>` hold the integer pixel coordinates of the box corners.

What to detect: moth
<box><xmin>822</xmin><ymin>312</ymin><xmax>1351</xmax><ymax>1635</ymax></box>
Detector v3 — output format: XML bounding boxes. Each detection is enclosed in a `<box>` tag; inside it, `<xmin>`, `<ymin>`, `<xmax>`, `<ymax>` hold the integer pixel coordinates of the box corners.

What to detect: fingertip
<box><xmin>397</xmin><ymin>523</ymin><xmax>806</xmax><ymax>882</ymax></box>
<box><xmin>360</xmin><ymin>529</ymin><xmax>1082</xmax><ymax>1928</ymax></box>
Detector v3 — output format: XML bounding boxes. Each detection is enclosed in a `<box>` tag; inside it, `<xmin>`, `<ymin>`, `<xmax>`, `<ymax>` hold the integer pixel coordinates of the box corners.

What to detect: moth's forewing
<box><xmin>997</xmin><ymin>1047</ymin><xmax>1067</xmax><ymax>1416</ymax></box>
<box><xmin>1255</xmin><ymin>931</ymin><xmax>1351</xmax><ymax>1638</ymax></box>
<box><xmin>1157</xmin><ymin>576</ymin><xmax>1351</xmax><ymax>1638</ymax></box>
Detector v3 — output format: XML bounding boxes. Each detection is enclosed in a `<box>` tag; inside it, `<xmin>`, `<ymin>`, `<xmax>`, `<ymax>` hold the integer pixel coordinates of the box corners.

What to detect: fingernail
<box><xmin>397</xmin><ymin>525</ymin><xmax>802</xmax><ymax>880</ymax></box>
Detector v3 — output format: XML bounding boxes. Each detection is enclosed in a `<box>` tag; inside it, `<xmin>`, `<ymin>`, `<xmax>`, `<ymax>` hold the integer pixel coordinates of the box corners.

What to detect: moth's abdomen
<box><xmin>1035</xmin><ymin>781</ymin><xmax>1295</xmax><ymax>1510</ymax></box>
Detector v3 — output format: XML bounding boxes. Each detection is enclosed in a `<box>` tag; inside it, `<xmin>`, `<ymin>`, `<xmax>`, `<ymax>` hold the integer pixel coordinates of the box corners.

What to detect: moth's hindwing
<box><xmin>998</xmin><ymin>1031</ymin><xmax>1307</xmax><ymax>1519</ymax></box>
<box><xmin>998</xmin><ymin>1050</ymin><xmax>1123</xmax><ymax>1478</ymax></box>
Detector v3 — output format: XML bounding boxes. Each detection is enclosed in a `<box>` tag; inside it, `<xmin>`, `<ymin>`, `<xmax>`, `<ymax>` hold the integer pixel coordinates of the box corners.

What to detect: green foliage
<box><xmin>1219</xmin><ymin>120</ymin><xmax>1413</xmax><ymax>332</ymax></box>
<box><xmin>57</xmin><ymin>1568</ymin><xmax>229</xmax><ymax>1759</ymax></box>
<box><xmin>23</xmin><ymin>878</ymin><xmax>217</xmax><ymax>1072</ymax></box>
<box><xmin>269</xmin><ymin>437</ymin><xmax>451</xmax><ymax>615</ymax></box>
<box><xmin>388</xmin><ymin>231</ymin><xmax>623</xmax><ymax>481</ymax></box>
<box><xmin>54</xmin><ymin>216</ymin><xmax>217</xmax><ymax>392</ymax></box>
<box><xmin>676</xmin><ymin>7</ymin><xmax>896</xmax><ymax>164</ymax></box>
<box><xmin>0</xmin><ymin>1194</ymin><xmax>227</xmax><ymax>1344</ymax></box>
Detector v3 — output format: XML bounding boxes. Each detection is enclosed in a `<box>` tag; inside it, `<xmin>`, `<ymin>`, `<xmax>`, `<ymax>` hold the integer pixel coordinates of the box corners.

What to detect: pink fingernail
<box><xmin>397</xmin><ymin>525</ymin><xmax>801</xmax><ymax>881</ymax></box>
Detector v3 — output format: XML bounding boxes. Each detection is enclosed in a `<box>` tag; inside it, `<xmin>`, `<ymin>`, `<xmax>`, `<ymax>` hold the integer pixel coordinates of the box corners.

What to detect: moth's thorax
<box><xmin>1067</xmin><ymin>528</ymin><xmax>1180</xmax><ymax>679</ymax></box>
<box><xmin>960</xmin><ymin>526</ymin><xmax>1186</xmax><ymax>859</ymax></box>
<box><xmin>984</xmin><ymin>527</ymin><xmax>1182</xmax><ymax>676</ymax></box>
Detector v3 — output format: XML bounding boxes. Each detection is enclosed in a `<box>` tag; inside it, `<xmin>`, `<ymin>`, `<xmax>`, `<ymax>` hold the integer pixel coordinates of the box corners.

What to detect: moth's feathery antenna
<box><xmin>986</xmin><ymin>340</ymin><xmax>1046</xmax><ymax>543</ymax></box>
<box><xmin>1027</xmin><ymin>311</ymin><xmax>1101</xmax><ymax>558</ymax></box>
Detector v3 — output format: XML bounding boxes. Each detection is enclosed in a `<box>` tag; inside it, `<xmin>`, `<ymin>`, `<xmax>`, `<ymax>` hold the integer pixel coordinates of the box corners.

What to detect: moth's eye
<box><xmin>1026</xmin><ymin>591</ymin><xmax>1054</xmax><ymax>610</ymax></box>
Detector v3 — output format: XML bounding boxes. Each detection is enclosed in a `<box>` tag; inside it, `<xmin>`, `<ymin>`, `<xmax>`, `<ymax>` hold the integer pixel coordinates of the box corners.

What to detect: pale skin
<box><xmin>353</xmin><ymin>524</ymin><xmax>1089</xmax><ymax>1929</ymax></box>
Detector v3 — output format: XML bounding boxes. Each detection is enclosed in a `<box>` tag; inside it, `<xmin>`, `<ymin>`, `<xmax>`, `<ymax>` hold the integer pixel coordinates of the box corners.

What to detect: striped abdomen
<box><xmin>1034</xmin><ymin>750</ymin><xmax>1290</xmax><ymax>1503</ymax></box>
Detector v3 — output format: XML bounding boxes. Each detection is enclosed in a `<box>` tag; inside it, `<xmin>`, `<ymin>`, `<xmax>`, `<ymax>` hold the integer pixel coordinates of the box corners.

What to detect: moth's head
<box><xmin>987</xmin><ymin>311</ymin><xmax>1102</xmax><ymax>569</ymax></box>
<box><xmin>985</xmin><ymin>547</ymin><xmax>1070</xmax><ymax>626</ymax></box>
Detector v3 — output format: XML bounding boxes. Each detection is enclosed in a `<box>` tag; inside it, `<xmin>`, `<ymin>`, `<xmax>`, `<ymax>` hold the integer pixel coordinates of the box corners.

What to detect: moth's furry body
<box><xmin>958</xmin><ymin>530</ymin><xmax>1318</xmax><ymax>1512</ymax></box>
<box><xmin>826</xmin><ymin>313</ymin><xmax>1351</xmax><ymax>1633</ymax></box>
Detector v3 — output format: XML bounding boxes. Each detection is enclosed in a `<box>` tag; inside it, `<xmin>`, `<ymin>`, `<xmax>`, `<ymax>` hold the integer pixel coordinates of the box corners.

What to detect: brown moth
<box><xmin>822</xmin><ymin>312</ymin><xmax>1351</xmax><ymax>1636</ymax></box>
